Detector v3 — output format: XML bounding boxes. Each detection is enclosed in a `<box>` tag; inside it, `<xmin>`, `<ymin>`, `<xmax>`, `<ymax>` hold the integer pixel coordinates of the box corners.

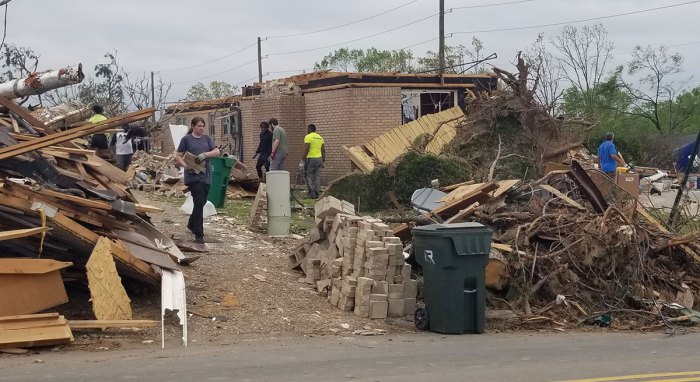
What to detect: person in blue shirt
<box><xmin>597</xmin><ymin>132</ymin><xmax>627</xmax><ymax>177</ymax></box>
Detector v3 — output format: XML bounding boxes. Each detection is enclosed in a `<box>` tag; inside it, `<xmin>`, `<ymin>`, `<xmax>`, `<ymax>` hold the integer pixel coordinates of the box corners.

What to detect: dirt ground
<box><xmin>55</xmin><ymin>191</ymin><xmax>417</xmax><ymax>352</ymax></box>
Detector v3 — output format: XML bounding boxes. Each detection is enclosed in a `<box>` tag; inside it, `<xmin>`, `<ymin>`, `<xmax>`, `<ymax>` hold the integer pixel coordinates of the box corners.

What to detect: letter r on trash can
<box><xmin>424</xmin><ymin>250</ymin><xmax>435</xmax><ymax>265</ymax></box>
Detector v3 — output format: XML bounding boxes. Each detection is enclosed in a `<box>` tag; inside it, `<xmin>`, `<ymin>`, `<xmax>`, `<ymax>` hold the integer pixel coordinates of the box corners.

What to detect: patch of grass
<box><xmin>157</xmin><ymin>193</ymin><xmax>316</xmax><ymax>235</ymax></box>
<box><xmin>218</xmin><ymin>199</ymin><xmax>253</xmax><ymax>222</ymax></box>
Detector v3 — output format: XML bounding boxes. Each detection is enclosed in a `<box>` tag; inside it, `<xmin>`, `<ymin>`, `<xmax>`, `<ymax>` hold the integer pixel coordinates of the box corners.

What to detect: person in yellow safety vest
<box><xmin>88</xmin><ymin>105</ymin><xmax>110</xmax><ymax>159</ymax></box>
<box><xmin>303</xmin><ymin>123</ymin><xmax>325</xmax><ymax>199</ymax></box>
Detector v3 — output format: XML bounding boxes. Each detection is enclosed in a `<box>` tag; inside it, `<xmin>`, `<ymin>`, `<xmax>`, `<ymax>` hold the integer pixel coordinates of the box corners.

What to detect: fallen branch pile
<box><xmin>395</xmin><ymin>163</ymin><xmax>700</xmax><ymax>329</ymax></box>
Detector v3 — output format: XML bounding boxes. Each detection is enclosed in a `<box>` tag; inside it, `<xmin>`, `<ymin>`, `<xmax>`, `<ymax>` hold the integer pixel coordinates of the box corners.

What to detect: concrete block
<box><xmin>403</xmin><ymin>279</ymin><xmax>418</xmax><ymax>298</ymax></box>
<box><xmin>388</xmin><ymin>298</ymin><xmax>405</xmax><ymax>317</ymax></box>
<box><xmin>382</xmin><ymin>237</ymin><xmax>401</xmax><ymax>245</ymax></box>
<box><xmin>370</xmin><ymin>293</ymin><xmax>388</xmax><ymax>302</ymax></box>
<box><xmin>369</xmin><ymin>300</ymin><xmax>388</xmax><ymax>319</ymax></box>
<box><xmin>401</xmin><ymin>264</ymin><xmax>412</xmax><ymax>280</ymax></box>
<box><xmin>366</xmin><ymin>240</ymin><xmax>384</xmax><ymax>249</ymax></box>
<box><xmin>372</xmin><ymin>280</ymin><xmax>388</xmax><ymax>294</ymax></box>
<box><xmin>403</xmin><ymin>298</ymin><xmax>417</xmax><ymax>315</ymax></box>
<box><xmin>330</xmin><ymin>289</ymin><xmax>340</xmax><ymax>306</ymax></box>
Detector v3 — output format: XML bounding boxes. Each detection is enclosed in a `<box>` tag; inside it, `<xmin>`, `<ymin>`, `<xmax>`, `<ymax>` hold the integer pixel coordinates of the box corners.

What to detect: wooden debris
<box><xmin>248</xmin><ymin>182</ymin><xmax>267</xmax><ymax>230</ymax></box>
<box><xmin>346</xmin><ymin>107</ymin><xmax>466</xmax><ymax>173</ymax></box>
<box><xmin>182</xmin><ymin>152</ymin><xmax>206</xmax><ymax>174</ymax></box>
<box><xmin>0</xmin><ymin>259</ymin><xmax>72</xmax><ymax>316</ymax></box>
<box><xmin>0</xmin><ymin>313</ymin><xmax>73</xmax><ymax>349</ymax></box>
<box><xmin>86</xmin><ymin>237</ymin><xmax>133</xmax><ymax>320</ymax></box>
<box><xmin>538</xmin><ymin>184</ymin><xmax>586</xmax><ymax>210</ymax></box>
<box><xmin>68</xmin><ymin>320</ymin><xmax>158</xmax><ymax>330</ymax></box>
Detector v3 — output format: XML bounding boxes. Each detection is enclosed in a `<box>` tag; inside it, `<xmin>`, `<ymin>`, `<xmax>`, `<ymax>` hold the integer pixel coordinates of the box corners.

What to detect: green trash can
<box><xmin>412</xmin><ymin>223</ymin><xmax>492</xmax><ymax>334</ymax></box>
<box><xmin>207</xmin><ymin>156</ymin><xmax>235</xmax><ymax>208</ymax></box>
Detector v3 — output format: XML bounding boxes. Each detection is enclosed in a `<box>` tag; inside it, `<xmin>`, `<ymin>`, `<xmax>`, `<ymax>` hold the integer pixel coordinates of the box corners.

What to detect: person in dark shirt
<box><xmin>175</xmin><ymin>117</ymin><xmax>219</xmax><ymax>250</ymax></box>
<box><xmin>252</xmin><ymin>121</ymin><xmax>272</xmax><ymax>181</ymax></box>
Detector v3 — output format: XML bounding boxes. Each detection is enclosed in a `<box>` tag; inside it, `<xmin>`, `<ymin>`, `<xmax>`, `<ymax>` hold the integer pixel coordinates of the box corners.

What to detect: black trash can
<box><xmin>413</xmin><ymin>223</ymin><xmax>492</xmax><ymax>334</ymax></box>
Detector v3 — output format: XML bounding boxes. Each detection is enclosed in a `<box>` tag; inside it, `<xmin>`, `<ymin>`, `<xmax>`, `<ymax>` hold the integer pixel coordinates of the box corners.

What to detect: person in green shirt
<box><xmin>268</xmin><ymin>118</ymin><xmax>288</xmax><ymax>171</ymax></box>
<box><xmin>303</xmin><ymin>123</ymin><xmax>325</xmax><ymax>198</ymax></box>
<box><xmin>88</xmin><ymin>105</ymin><xmax>110</xmax><ymax>159</ymax></box>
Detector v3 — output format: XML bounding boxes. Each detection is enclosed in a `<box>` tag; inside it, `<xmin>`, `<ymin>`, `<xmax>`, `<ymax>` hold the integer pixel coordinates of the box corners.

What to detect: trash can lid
<box><xmin>413</xmin><ymin>222</ymin><xmax>486</xmax><ymax>232</ymax></box>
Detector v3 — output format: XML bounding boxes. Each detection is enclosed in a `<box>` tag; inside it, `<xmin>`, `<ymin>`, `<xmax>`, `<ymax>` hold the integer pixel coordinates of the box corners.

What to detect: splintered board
<box><xmin>86</xmin><ymin>237</ymin><xmax>132</xmax><ymax>320</ymax></box>
<box><xmin>346</xmin><ymin>107</ymin><xmax>466</xmax><ymax>173</ymax></box>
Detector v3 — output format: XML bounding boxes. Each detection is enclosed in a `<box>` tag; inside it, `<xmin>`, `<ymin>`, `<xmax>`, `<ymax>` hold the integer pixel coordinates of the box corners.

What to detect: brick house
<box><xmin>238</xmin><ymin>71</ymin><xmax>498</xmax><ymax>185</ymax></box>
<box><xmin>154</xmin><ymin>96</ymin><xmax>241</xmax><ymax>156</ymax></box>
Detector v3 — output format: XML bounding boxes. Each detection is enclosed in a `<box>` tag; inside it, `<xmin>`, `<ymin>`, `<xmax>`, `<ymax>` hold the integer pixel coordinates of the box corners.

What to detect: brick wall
<box><xmin>240</xmin><ymin>88</ymin><xmax>401</xmax><ymax>185</ymax></box>
<box><xmin>305</xmin><ymin>87</ymin><xmax>402</xmax><ymax>184</ymax></box>
<box><xmin>240</xmin><ymin>95</ymin><xmax>306</xmax><ymax>182</ymax></box>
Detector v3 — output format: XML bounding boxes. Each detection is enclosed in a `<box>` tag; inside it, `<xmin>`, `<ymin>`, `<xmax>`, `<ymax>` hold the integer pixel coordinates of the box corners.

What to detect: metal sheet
<box><xmin>567</xmin><ymin>160</ymin><xmax>608</xmax><ymax>214</ymax></box>
<box><xmin>161</xmin><ymin>268</ymin><xmax>187</xmax><ymax>348</ymax></box>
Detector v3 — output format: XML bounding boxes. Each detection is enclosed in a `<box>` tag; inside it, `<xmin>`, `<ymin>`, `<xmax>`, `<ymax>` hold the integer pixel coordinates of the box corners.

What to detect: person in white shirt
<box><xmin>110</xmin><ymin>124</ymin><xmax>135</xmax><ymax>171</ymax></box>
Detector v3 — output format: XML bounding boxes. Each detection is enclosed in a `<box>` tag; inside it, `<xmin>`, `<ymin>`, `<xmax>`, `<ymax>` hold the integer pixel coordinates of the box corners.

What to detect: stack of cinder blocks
<box><xmin>298</xmin><ymin>196</ymin><xmax>418</xmax><ymax>320</ymax></box>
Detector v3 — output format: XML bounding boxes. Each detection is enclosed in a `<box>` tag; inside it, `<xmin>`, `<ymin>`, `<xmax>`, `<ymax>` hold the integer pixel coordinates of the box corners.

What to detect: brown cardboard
<box><xmin>616</xmin><ymin>173</ymin><xmax>640</xmax><ymax>198</ymax></box>
<box><xmin>0</xmin><ymin>259</ymin><xmax>72</xmax><ymax>316</ymax></box>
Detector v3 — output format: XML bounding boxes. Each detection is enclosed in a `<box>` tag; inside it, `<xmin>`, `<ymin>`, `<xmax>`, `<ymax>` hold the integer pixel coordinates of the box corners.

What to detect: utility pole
<box><xmin>438</xmin><ymin>0</ymin><xmax>445</xmax><ymax>74</ymax></box>
<box><xmin>257</xmin><ymin>37</ymin><xmax>263</xmax><ymax>83</ymax></box>
<box><xmin>150</xmin><ymin>71</ymin><xmax>156</xmax><ymax>123</ymax></box>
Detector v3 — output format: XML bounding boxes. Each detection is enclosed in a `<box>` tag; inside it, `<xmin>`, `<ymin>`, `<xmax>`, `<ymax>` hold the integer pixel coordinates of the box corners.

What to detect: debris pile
<box><xmin>130</xmin><ymin>151</ymin><xmax>186</xmax><ymax>196</ymax></box>
<box><xmin>394</xmin><ymin>163</ymin><xmax>700</xmax><ymax>329</ymax></box>
<box><xmin>292</xmin><ymin>196</ymin><xmax>419</xmax><ymax>319</ymax></box>
<box><xmin>0</xmin><ymin>93</ymin><xmax>186</xmax><ymax>350</ymax></box>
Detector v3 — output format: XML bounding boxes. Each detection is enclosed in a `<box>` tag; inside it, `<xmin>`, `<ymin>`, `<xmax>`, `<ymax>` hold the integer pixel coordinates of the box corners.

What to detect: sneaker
<box><xmin>191</xmin><ymin>242</ymin><xmax>208</xmax><ymax>252</ymax></box>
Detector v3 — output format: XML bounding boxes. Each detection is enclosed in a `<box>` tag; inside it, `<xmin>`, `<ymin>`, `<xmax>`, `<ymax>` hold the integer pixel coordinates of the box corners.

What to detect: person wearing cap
<box><xmin>597</xmin><ymin>132</ymin><xmax>627</xmax><ymax>178</ymax></box>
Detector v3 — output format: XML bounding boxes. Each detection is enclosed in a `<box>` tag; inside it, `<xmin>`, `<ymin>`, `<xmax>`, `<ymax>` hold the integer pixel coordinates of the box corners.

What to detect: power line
<box><xmin>453</xmin><ymin>0</ymin><xmax>700</xmax><ymax>35</ymax></box>
<box><xmin>400</xmin><ymin>35</ymin><xmax>452</xmax><ymax>50</ymax></box>
<box><xmin>172</xmin><ymin>57</ymin><xmax>263</xmax><ymax>85</ymax></box>
<box><xmin>451</xmin><ymin>0</ymin><xmax>535</xmax><ymax>10</ymax></box>
<box><xmin>160</xmin><ymin>41</ymin><xmax>257</xmax><ymax>73</ymax></box>
<box><xmin>267</xmin><ymin>0</ymin><xmax>420</xmax><ymax>39</ymax></box>
<box><xmin>268</xmin><ymin>12</ymin><xmax>442</xmax><ymax>56</ymax></box>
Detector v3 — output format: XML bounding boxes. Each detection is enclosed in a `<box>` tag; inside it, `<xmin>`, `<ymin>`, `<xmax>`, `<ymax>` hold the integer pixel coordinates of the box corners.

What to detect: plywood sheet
<box><xmin>345</xmin><ymin>107</ymin><xmax>465</xmax><ymax>173</ymax></box>
<box><xmin>86</xmin><ymin>237</ymin><xmax>132</xmax><ymax>320</ymax></box>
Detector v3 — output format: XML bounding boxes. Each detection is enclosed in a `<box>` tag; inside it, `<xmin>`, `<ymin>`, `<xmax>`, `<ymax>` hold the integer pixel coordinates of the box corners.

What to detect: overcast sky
<box><xmin>5</xmin><ymin>0</ymin><xmax>700</xmax><ymax>104</ymax></box>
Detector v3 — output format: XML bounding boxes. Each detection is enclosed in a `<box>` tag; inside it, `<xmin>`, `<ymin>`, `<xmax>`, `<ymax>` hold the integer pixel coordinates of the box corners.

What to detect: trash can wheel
<box><xmin>414</xmin><ymin>307</ymin><xmax>429</xmax><ymax>331</ymax></box>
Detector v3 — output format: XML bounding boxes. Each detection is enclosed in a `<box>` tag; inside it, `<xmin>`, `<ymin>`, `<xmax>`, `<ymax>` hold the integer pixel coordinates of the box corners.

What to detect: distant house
<box><xmin>155</xmin><ymin>71</ymin><xmax>498</xmax><ymax>183</ymax></box>
<box><xmin>154</xmin><ymin>96</ymin><xmax>241</xmax><ymax>156</ymax></box>
<box><xmin>238</xmin><ymin>71</ymin><xmax>498</xmax><ymax>185</ymax></box>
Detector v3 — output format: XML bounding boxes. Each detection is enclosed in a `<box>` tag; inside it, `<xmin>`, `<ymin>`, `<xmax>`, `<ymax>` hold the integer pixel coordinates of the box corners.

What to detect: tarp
<box><xmin>676</xmin><ymin>141</ymin><xmax>700</xmax><ymax>170</ymax></box>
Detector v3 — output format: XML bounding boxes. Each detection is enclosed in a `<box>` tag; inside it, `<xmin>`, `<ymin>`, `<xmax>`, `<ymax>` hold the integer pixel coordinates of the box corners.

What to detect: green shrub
<box><xmin>326</xmin><ymin>152</ymin><xmax>469</xmax><ymax>212</ymax></box>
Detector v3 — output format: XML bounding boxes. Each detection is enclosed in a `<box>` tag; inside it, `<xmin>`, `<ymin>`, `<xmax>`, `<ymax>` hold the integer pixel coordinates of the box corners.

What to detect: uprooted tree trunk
<box><xmin>444</xmin><ymin>51</ymin><xmax>596</xmax><ymax>181</ymax></box>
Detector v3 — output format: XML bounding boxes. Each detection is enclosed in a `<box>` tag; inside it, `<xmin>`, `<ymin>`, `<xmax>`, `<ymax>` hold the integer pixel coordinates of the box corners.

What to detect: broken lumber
<box><xmin>0</xmin><ymin>226</ymin><xmax>48</xmax><ymax>241</ymax></box>
<box><xmin>68</xmin><ymin>320</ymin><xmax>158</xmax><ymax>330</ymax></box>
<box><xmin>0</xmin><ymin>313</ymin><xmax>73</xmax><ymax>349</ymax></box>
<box><xmin>0</xmin><ymin>259</ymin><xmax>72</xmax><ymax>316</ymax></box>
<box><xmin>0</xmin><ymin>108</ymin><xmax>154</xmax><ymax>160</ymax></box>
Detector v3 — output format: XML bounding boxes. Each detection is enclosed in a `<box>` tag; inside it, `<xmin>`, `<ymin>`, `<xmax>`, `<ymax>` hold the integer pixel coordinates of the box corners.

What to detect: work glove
<box><xmin>195</xmin><ymin>153</ymin><xmax>207</xmax><ymax>163</ymax></box>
